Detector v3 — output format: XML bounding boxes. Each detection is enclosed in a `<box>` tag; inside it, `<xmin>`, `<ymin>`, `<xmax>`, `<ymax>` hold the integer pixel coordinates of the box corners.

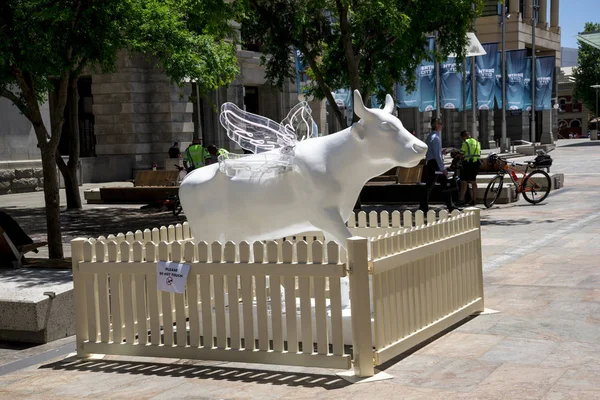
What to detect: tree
<box><xmin>574</xmin><ymin>22</ymin><xmax>600</xmax><ymax>121</ymax></box>
<box><xmin>0</xmin><ymin>0</ymin><xmax>239</xmax><ymax>259</ymax></box>
<box><xmin>241</xmin><ymin>0</ymin><xmax>482</xmax><ymax>127</ymax></box>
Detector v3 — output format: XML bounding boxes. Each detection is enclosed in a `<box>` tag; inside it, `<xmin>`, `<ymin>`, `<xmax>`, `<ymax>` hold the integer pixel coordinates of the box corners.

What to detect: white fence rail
<box><xmin>72</xmin><ymin>208</ymin><xmax>484</xmax><ymax>377</ymax></box>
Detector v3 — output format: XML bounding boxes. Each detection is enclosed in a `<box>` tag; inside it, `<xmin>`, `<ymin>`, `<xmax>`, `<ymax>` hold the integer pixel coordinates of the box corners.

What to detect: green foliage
<box><xmin>0</xmin><ymin>0</ymin><xmax>240</xmax><ymax>118</ymax></box>
<box><xmin>573</xmin><ymin>22</ymin><xmax>600</xmax><ymax>118</ymax></box>
<box><xmin>241</xmin><ymin>0</ymin><xmax>482</xmax><ymax>105</ymax></box>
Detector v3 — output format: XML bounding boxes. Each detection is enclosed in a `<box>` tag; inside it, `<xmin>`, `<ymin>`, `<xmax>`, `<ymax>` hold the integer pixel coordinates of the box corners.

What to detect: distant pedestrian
<box><xmin>457</xmin><ymin>130</ymin><xmax>481</xmax><ymax>206</ymax></box>
<box><xmin>183</xmin><ymin>138</ymin><xmax>210</xmax><ymax>172</ymax></box>
<box><xmin>206</xmin><ymin>145</ymin><xmax>229</xmax><ymax>165</ymax></box>
<box><xmin>419</xmin><ymin>118</ymin><xmax>459</xmax><ymax>213</ymax></box>
<box><xmin>168</xmin><ymin>142</ymin><xmax>180</xmax><ymax>159</ymax></box>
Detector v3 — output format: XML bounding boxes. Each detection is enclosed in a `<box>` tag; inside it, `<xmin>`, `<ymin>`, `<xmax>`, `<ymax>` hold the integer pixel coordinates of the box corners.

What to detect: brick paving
<box><xmin>1</xmin><ymin>139</ymin><xmax>599</xmax><ymax>399</ymax></box>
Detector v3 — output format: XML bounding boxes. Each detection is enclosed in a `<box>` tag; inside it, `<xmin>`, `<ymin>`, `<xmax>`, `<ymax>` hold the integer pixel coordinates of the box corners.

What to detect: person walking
<box><xmin>183</xmin><ymin>138</ymin><xmax>210</xmax><ymax>172</ymax></box>
<box><xmin>457</xmin><ymin>130</ymin><xmax>481</xmax><ymax>206</ymax></box>
<box><xmin>168</xmin><ymin>142</ymin><xmax>180</xmax><ymax>159</ymax></box>
<box><xmin>419</xmin><ymin>118</ymin><xmax>459</xmax><ymax>213</ymax></box>
<box><xmin>205</xmin><ymin>145</ymin><xmax>229</xmax><ymax>165</ymax></box>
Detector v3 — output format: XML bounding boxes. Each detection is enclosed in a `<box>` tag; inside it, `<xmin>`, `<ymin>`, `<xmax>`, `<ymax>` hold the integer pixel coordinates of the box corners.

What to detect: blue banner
<box><xmin>396</xmin><ymin>81</ymin><xmax>420</xmax><ymax>108</ymax></box>
<box><xmin>535</xmin><ymin>57</ymin><xmax>555</xmax><ymax>110</ymax></box>
<box><xmin>476</xmin><ymin>43</ymin><xmax>499</xmax><ymax>110</ymax></box>
<box><xmin>418</xmin><ymin>61</ymin><xmax>436</xmax><ymax>112</ymax></box>
<box><xmin>495</xmin><ymin>52</ymin><xmax>503</xmax><ymax>109</ymax></box>
<box><xmin>523</xmin><ymin>58</ymin><xmax>532</xmax><ymax>111</ymax></box>
<box><xmin>440</xmin><ymin>58</ymin><xmax>462</xmax><ymax>110</ymax></box>
<box><xmin>506</xmin><ymin>49</ymin><xmax>528</xmax><ymax>110</ymax></box>
<box><xmin>396</xmin><ymin>37</ymin><xmax>435</xmax><ymax>111</ymax></box>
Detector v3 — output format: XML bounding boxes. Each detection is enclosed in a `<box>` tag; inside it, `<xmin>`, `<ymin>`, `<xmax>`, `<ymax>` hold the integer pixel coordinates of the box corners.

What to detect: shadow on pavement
<box><xmin>560</xmin><ymin>141</ymin><xmax>600</xmax><ymax>148</ymax></box>
<box><xmin>39</xmin><ymin>357</ymin><xmax>351</xmax><ymax>390</ymax></box>
<box><xmin>0</xmin><ymin>206</ymin><xmax>185</xmax><ymax>243</ymax></box>
<box><xmin>0</xmin><ymin>268</ymin><xmax>72</xmax><ymax>287</ymax></box>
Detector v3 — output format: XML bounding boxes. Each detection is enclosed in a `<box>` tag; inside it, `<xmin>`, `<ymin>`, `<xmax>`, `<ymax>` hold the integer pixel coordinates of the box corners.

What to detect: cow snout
<box><xmin>412</xmin><ymin>141</ymin><xmax>428</xmax><ymax>154</ymax></box>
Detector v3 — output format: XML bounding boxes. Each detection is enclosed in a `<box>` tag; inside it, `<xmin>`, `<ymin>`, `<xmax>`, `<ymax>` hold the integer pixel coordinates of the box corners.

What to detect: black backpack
<box><xmin>533</xmin><ymin>153</ymin><xmax>553</xmax><ymax>167</ymax></box>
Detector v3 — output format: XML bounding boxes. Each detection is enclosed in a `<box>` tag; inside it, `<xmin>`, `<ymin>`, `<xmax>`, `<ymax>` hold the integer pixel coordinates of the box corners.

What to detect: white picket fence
<box><xmin>71</xmin><ymin>208</ymin><xmax>484</xmax><ymax>377</ymax></box>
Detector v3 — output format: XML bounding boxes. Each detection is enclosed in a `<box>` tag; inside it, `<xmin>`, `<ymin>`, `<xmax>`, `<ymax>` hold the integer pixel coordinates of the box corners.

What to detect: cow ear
<box><xmin>353</xmin><ymin>90</ymin><xmax>367</xmax><ymax>120</ymax></box>
<box><xmin>383</xmin><ymin>94</ymin><xmax>395</xmax><ymax>114</ymax></box>
<box><xmin>353</xmin><ymin>122</ymin><xmax>365</xmax><ymax>140</ymax></box>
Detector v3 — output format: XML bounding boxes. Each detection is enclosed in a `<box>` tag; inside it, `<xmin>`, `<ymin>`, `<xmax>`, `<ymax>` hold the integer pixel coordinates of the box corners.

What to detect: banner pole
<box><xmin>471</xmin><ymin>1</ymin><xmax>477</xmax><ymax>138</ymax></box>
<box><xmin>531</xmin><ymin>4</ymin><xmax>538</xmax><ymax>144</ymax></box>
<box><xmin>501</xmin><ymin>5</ymin><xmax>507</xmax><ymax>152</ymax></box>
<box><xmin>435</xmin><ymin>32</ymin><xmax>441</xmax><ymax>119</ymax></box>
<box><xmin>463</xmin><ymin>58</ymin><xmax>468</xmax><ymax>131</ymax></box>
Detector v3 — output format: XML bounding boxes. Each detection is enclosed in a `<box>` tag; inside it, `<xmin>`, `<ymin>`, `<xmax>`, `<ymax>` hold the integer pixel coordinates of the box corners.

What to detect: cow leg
<box><xmin>311</xmin><ymin>208</ymin><xmax>353</xmax><ymax>248</ymax></box>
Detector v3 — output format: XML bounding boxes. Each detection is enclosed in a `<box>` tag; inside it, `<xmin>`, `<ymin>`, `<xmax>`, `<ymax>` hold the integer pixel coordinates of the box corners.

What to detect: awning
<box><xmin>448</xmin><ymin>32</ymin><xmax>487</xmax><ymax>58</ymax></box>
<box><xmin>576</xmin><ymin>32</ymin><xmax>600</xmax><ymax>50</ymax></box>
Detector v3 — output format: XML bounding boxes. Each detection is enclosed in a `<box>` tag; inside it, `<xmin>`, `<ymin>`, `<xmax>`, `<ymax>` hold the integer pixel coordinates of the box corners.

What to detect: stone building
<box><xmin>0</xmin><ymin>44</ymin><xmax>307</xmax><ymax>188</ymax></box>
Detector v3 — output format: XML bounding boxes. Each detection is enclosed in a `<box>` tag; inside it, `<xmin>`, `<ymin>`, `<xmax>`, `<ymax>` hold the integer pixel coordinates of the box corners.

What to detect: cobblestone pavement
<box><xmin>1</xmin><ymin>139</ymin><xmax>600</xmax><ymax>399</ymax></box>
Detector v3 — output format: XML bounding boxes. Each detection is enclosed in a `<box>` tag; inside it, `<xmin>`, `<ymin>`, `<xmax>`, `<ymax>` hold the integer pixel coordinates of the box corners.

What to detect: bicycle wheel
<box><xmin>173</xmin><ymin>198</ymin><xmax>183</xmax><ymax>216</ymax></box>
<box><xmin>484</xmin><ymin>175</ymin><xmax>504</xmax><ymax>208</ymax></box>
<box><xmin>522</xmin><ymin>170</ymin><xmax>551</xmax><ymax>204</ymax></box>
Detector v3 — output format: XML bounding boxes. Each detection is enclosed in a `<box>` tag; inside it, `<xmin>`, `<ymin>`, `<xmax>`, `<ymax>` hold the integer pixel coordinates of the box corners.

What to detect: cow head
<box><xmin>352</xmin><ymin>90</ymin><xmax>427</xmax><ymax>168</ymax></box>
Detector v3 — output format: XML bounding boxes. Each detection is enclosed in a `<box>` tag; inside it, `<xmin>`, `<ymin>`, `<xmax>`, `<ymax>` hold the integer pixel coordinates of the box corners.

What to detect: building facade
<box><xmin>556</xmin><ymin>66</ymin><xmax>589</xmax><ymax>138</ymax></box>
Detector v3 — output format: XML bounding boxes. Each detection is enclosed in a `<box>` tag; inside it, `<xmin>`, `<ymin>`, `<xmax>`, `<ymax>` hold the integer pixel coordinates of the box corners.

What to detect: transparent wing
<box><xmin>280</xmin><ymin>101</ymin><xmax>320</xmax><ymax>142</ymax></box>
<box><xmin>219</xmin><ymin>102</ymin><xmax>296</xmax><ymax>154</ymax></box>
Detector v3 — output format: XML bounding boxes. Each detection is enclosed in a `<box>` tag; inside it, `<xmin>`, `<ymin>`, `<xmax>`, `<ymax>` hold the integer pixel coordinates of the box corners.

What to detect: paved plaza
<box><xmin>1</xmin><ymin>139</ymin><xmax>599</xmax><ymax>399</ymax></box>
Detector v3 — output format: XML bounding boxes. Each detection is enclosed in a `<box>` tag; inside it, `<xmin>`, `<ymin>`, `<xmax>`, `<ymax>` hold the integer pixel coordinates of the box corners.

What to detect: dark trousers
<box><xmin>419</xmin><ymin>160</ymin><xmax>454</xmax><ymax>212</ymax></box>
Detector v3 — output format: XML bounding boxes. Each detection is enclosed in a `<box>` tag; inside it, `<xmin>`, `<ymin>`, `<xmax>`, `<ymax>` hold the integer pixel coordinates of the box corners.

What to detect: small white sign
<box><xmin>157</xmin><ymin>261</ymin><xmax>190</xmax><ymax>293</ymax></box>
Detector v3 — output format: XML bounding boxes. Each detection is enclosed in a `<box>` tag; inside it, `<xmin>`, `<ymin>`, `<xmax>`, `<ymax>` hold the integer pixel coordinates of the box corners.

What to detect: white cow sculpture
<box><xmin>179</xmin><ymin>90</ymin><xmax>427</xmax><ymax>248</ymax></box>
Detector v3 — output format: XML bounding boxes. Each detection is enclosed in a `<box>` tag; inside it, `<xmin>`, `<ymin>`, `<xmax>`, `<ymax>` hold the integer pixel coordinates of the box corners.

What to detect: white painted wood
<box><xmin>85</xmin><ymin>274</ymin><xmax>99</xmax><ymax>343</ymax></box>
<box><xmin>347</xmin><ymin>237</ymin><xmax>374</xmax><ymax>377</ymax></box>
<box><xmin>369</xmin><ymin>210</ymin><xmax>378</xmax><ymax>228</ymax></box>
<box><xmin>224</xmin><ymin>242</ymin><xmax>240</xmax><ymax>350</ymax></box>
<box><xmin>213</xmin><ymin>274</ymin><xmax>226</xmax><ymax>349</ymax></box>
<box><xmin>168</xmin><ymin>225</ymin><xmax>176</xmax><ymax>242</ymax></box>
<box><xmin>380</xmin><ymin>210</ymin><xmax>390</xmax><ymax>228</ymax></box>
<box><xmin>71</xmin><ymin>239</ymin><xmax>90</xmax><ymax>357</ymax></box>
<box><xmin>175</xmin><ymin>224</ymin><xmax>183</xmax><ymax>241</ymax></box>
<box><xmin>188</xmin><ymin>273</ymin><xmax>200</xmax><ymax>348</ymax></box>
<box><xmin>373</xmin><ymin>273</ymin><xmax>384</xmax><ymax>349</ymax></box>
<box><xmin>183</xmin><ymin>222</ymin><xmax>191</xmax><ymax>240</ymax></box>
<box><xmin>238</xmin><ymin>242</ymin><xmax>254</xmax><ymax>351</ymax></box>
<box><xmin>358</xmin><ymin>211</ymin><xmax>367</xmax><ymax>228</ymax></box>
<box><xmin>134</xmin><ymin>273</ymin><xmax>147</xmax><ymax>345</ymax></box>
<box><xmin>200</xmin><ymin>272</ymin><xmax>213</xmax><ymax>348</ymax></box>
<box><xmin>109</xmin><ymin>272</ymin><xmax>123</xmax><ymax>344</ymax></box>
<box><xmin>255</xmin><ymin>274</ymin><xmax>269</xmax><ymax>351</ymax></box>
<box><xmin>97</xmin><ymin>272</ymin><xmax>111</xmax><ymax>343</ymax></box>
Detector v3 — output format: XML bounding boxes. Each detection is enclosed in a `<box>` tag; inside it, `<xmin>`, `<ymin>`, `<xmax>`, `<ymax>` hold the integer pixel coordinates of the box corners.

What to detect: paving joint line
<box><xmin>483</xmin><ymin>211</ymin><xmax>600</xmax><ymax>273</ymax></box>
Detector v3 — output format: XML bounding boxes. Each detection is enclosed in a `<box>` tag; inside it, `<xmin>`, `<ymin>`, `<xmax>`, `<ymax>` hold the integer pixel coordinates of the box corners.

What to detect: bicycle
<box><xmin>483</xmin><ymin>153</ymin><xmax>552</xmax><ymax>208</ymax></box>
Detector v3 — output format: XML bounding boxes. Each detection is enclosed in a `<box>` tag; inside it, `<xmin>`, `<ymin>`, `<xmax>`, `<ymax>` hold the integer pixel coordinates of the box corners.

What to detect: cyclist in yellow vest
<box><xmin>183</xmin><ymin>138</ymin><xmax>210</xmax><ymax>172</ymax></box>
<box><xmin>206</xmin><ymin>144</ymin><xmax>229</xmax><ymax>165</ymax></box>
<box><xmin>457</xmin><ymin>130</ymin><xmax>481</xmax><ymax>206</ymax></box>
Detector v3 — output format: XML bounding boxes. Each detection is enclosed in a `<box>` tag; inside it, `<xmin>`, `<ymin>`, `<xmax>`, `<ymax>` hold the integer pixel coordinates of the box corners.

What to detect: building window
<box><xmin>570</xmin><ymin>119</ymin><xmax>581</xmax><ymax>128</ymax></box>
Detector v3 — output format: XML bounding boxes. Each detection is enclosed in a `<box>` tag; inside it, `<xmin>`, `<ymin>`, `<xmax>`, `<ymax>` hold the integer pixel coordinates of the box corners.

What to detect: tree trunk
<box><xmin>41</xmin><ymin>147</ymin><xmax>64</xmax><ymax>259</ymax></box>
<box><xmin>335</xmin><ymin>0</ymin><xmax>361</xmax><ymax>123</ymax></box>
<box><xmin>55</xmin><ymin>77</ymin><xmax>82</xmax><ymax>209</ymax></box>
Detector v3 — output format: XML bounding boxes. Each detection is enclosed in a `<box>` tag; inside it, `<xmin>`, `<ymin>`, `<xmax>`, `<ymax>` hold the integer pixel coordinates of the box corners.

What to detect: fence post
<box><xmin>348</xmin><ymin>236</ymin><xmax>374</xmax><ymax>377</ymax></box>
<box><xmin>466</xmin><ymin>207</ymin><xmax>484</xmax><ymax>311</ymax></box>
<box><xmin>71</xmin><ymin>238</ymin><xmax>90</xmax><ymax>358</ymax></box>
